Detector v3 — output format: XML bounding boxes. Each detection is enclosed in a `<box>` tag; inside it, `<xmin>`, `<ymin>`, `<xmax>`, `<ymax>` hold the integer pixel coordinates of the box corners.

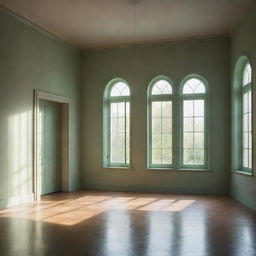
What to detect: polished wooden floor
<box><xmin>0</xmin><ymin>190</ymin><xmax>255</xmax><ymax>256</ymax></box>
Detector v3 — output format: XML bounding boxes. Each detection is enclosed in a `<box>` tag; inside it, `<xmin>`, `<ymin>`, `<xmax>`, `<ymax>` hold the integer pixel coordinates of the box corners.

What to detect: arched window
<box><xmin>103</xmin><ymin>79</ymin><xmax>131</xmax><ymax>167</ymax></box>
<box><xmin>148</xmin><ymin>77</ymin><xmax>174</xmax><ymax>168</ymax></box>
<box><xmin>233</xmin><ymin>57</ymin><xmax>253</xmax><ymax>174</ymax></box>
<box><xmin>180</xmin><ymin>76</ymin><xmax>208</xmax><ymax>168</ymax></box>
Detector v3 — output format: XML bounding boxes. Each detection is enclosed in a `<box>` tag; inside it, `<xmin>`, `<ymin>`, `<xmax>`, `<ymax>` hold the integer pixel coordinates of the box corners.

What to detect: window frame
<box><xmin>103</xmin><ymin>78</ymin><xmax>131</xmax><ymax>168</ymax></box>
<box><xmin>233</xmin><ymin>57</ymin><xmax>253</xmax><ymax>175</ymax></box>
<box><xmin>147</xmin><ymin>76</ymin><xmax>175</xmax><ymax>169</ymax></box>
<box><xmin>179</xmin><ymin>75</ymin><xmax>210</xmax><ymax>170</ymax></box>
<box><xmin>242</xmin><ymin>78</ymin><xmax>252</xmax><ymax>172</ymax></box>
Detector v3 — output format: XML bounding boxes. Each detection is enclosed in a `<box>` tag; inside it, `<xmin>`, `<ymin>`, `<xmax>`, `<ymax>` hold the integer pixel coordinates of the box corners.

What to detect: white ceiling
<box><xmin>0</xmin><ymin>0</ymin><xmax>254</xmax><ymax>49</ymax></box>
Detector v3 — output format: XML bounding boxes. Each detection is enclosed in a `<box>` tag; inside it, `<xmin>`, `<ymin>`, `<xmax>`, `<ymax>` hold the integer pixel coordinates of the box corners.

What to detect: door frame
<box><xmin>33</xmin><ymin>90</ymin><xmax>71</xmax><ymax>200</ymax></box>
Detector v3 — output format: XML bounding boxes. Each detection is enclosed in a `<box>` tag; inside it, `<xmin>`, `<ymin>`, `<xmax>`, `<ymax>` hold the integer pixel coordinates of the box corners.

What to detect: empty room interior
<box><xmin>0</xmin><ymin>0</ymin><xmax>256</xmax><ymax>255</ymax></box>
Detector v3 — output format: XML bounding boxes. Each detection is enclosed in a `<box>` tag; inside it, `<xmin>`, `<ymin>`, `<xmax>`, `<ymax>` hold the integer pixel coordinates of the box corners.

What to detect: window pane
<box><xmin>152</xmin><ymin>80</ymin><xmax>172</xmax><ymax>95</ymax></box>
<box><xmin>162</xmin><ymin>134</ymin><xmax>172</xmax><ymax>149</ymax></box>
<box><xmin>248</xmin><ymin>150</ymin><xmax>252</xmax><ymax>169</ymax></box>
<box><xmin>118</xmin><ymin>132</ymin><xmax>125</xmax><ymax>148</ymax></box>
<box><xmin>184</xmin><ymin>118</ymin><xmax>193</xmax><ymax>132</ymax></box>
<box><xmin>118</xmin><ymin>102</ymin><xmax>125</xmax><ymax>117</ymax></box>
<box><xmin>152</xmin><ymin>118</ymin><xmax>161</xmax><ymax>132</ymax></box>
<box><xmin>184</xmin><ymin>100</ymin><xmax>194</xmax><ymax>117</ymax></box>
<box><xmin>184</xmin><ymin>149</ymin><xmax>204</xmax><ymax>165</ymax></box>
<box><xmin>195</xmin><ymin>84</ymin><xmax>206</xmax><ymax>94</ymax></box>
<box><xmin>183</xmin><ymin>85</ymin><xmax>193</xmax><ymax>94</ymax></box>
<box><xmin>152</xmin><ymin>102</ymin><xmax>161</xmax><ymax>117</ymax></box>
<box><xmin>248</xmin><ymin>91</ymin><xmax>252</xmax><ymax>112</ymax></box>
<box><xmin>152</xmin><ymin>149</ymin><xmax>161</xmax><ymax>164</ymax></box>
<box><xmin>118</xmin><ymin>118</ymin><xmax>125</xmax><ymax>132</ymax></box>
<box><xmin>110</xmin><ymin>82</ymin><xmax>130</xmax><ymax>96</ymax></box>
<box><xmin>243</xmin><ymin>149</ymin><xmax>249</xmax><ymax>168</ymax></box>
<box><xmin>162</xmin><ymin>149</ymin><xmax>172</xmax><ymax>164</ymax></box>
<box><xmin>126</xmin><ymin>102</ymin><xmax>130</xmax><ymax>164</ymax></box>
<box><xmin>111</xmin><ymin>118</ymin><xmax>118</xmax><ymax>133</ymax></box>
<box><xmin>248</xmin><ymin>113</ymin><xmax>252</xmax><ymax>132</ymax></box>
<box><xmin>249</xmin><ymin>133</ymin><xmax>252</xmax><ymax>148</ymax></box>
<box><xmin>243</xmin><ymin>93</ymin><xmax>248</xmax><ymax>113</ymax></box>
<box><xmin>242</xmin><ymin>89</ymin><xmax>252</xmax><ymax>169</ymax></box>
<box><xmin>243</xmin><ymin>133</ymin><xmax>248</xmax><ymax>148</ymax></box>
<box><xmin>194</xmin><ymin>117</ymin><xmax>204</xmax><ymax>132</ymax></box>
<box><xmin>152</xmin><ymin>134</ymin><xmax>161</xmax><ymax>148</ymax></box>
<box><xmin>162</xmin><ymin>102</ymin><xmax>172</xmax><ymax>117</ymax></box>
<box><xmin>111</xmin><ymin>150</ymin><xmax>118</xmax><ymax>163</ymax></box>
<box><xmin>183</xmin><ymin>78</ymin><xmax>206</xmax><ymax>94</ymax></box>
<box><xmin>162</xmin><ymin>118</ymin><xmax>172</xmax><ymax>133</ymax></box>
<box><xmin>111</xmin><ymin>103</ymin><xmax>118</xmax><ymax>117</ymax></box>
<box><xmin>243</xmin><ymin>113</ymin><xmax>248</xmax><ymax>132</ymax></box>
<box><xmin>194</xmin><ymin>149</ymin><xmax>204</xmax><ymax>165</ymax></box>
<box><xmin>183</xmin><ymin>99</ymin><xmax>205</xmax><ymax>166</ymax></box>
<box><xmin>184</xmin><ymin>149</ymin><xmax>194</xmax><ymax>165</ymax></box>
<box><xmin>184</xmin><ymin>133</ymin><xmax>193</xmax><ymax>148</ymax></box>
<box><xmin>111</xmin><ymin>135</ymin><xmax>118</xmax><ymax>150</ymax></box>
<box><xmin>194</xmin><ymin>133</ymin><xmax>204</xmax><ymax>149</ymax></box>
<box><xmin>111</xmin><ymin>135</ymin><xmax>118</xmax><ymax>162</ymax></box>
<box><xmin>194</xmin><ymin>100</ymin><xmax>204</xmax><ymax>116</ymax></box>
<box><xmin>151</xmin><ymin>101</ymin><xmax>172</xmax><ymax>165</ymax></box>
<box><xmin>117</xmin><ymin>148</ymin><xmax>125</xmax><ymax>163</ymax></box>
<box><xmin>110</xmin><ymin>101</ymin><xmax>130</xmax><ymax>165</ymax></box>
<box><xmin>243</xmin><ymin>63</ymin><xmax>252</xmax><ymax>86</ymax></box>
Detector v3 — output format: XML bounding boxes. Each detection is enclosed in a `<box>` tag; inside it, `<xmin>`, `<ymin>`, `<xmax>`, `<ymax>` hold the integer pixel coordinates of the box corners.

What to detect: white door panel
<box><xmin>39</xmin><ymin>100</ymin><xmax>61</xmax><ymax>195</ymax></box>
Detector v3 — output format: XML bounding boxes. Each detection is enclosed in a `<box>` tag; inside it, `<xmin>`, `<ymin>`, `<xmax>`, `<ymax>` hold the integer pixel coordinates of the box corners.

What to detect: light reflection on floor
<box><xmin>0</xmin><ymin>191</ymin><xmax>255</xmax><ymax>256</ymax></box>
<box><xmin>0</xmin><ymin>192</ymin><xmax>195</xmax><ymax>226</ymax></box>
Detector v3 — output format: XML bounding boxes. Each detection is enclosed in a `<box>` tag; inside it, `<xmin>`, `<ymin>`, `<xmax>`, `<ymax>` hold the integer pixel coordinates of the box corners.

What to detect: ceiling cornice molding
<box><xmin>0</xmin><ymin>4</ymin><xmax>79</xmax><ymax>50</ymax></box>
<box><xmin>82</xmin><ymin>35</ymin><xmax>230</xmax><ymax>53</ymax></box>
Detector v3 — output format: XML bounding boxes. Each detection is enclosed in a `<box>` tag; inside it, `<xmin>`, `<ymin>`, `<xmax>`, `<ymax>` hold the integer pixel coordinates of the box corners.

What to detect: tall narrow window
<box><xmin>233</xmin><ymin>57</ymin><xmax>253</xmax><ymax>174</ymax></box>
<box><xmin>181</xmin><ymin>77</ymin><xmax>208</xmax><ymax>168</ymax></box>
<box><xmin>103</xmin><ymin>79</ymin><xmax>130</xmax><ymax>167</ymax></box>
<box><xmin>148</xmin><ymin>77</ymin><xmax>173</xmax><ymax>168</ymax></box>
<box><xmin>242</xmin><ymin>62</ymin><xmax>252</xmax><ymax>170</ymax></box>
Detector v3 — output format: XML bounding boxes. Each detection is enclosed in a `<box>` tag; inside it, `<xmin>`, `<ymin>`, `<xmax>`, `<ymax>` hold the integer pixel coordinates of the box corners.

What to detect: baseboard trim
<box><xmin>231</xmin><ymin>191</ymin><xmax>256</xmax><ymax>211</ymax></box>
<box><xmin>0</xmin><ymin>193</ymin><xmax>34</xmax><ymax>209</ymax></box>
<box><xmin>84</xmin><ymin>184</ymin><xmax>228</xmax><ymax>195</ymax></box>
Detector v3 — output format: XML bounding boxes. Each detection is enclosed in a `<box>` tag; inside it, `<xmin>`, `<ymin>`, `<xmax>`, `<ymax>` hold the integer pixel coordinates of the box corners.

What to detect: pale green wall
<box><xmin>82</xmin><ymin>38</ymin><xmax>231</xmax><ymax>194</ymax></box>
<box><xmin>0</xmin><ymin>8</ymin><xmax>82</xmax><ymax>207</ymax></box>
<box><xmin>231</xmin><ymin>4</ymin><xmax>256</xmax><ymax>210</ymax></box>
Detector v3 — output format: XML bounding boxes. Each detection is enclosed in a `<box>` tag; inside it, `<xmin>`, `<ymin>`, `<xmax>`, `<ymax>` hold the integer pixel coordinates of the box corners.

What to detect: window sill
<box><xmin>233</xmin><ymin>170</ymin><xmax>253</xmax><ymax>176</ymax></box>
<box><xmin>104</xmin><ymin>167</ymin><xmax>132</xmax><ymax>170</ymax></box>
<box><xmin>147</xmin><ymin>168</ymin><xmax>212</xmax><ymax>172</ymax></box>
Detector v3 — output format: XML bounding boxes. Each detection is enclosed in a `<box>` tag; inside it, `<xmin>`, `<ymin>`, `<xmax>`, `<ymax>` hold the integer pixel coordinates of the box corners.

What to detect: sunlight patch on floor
<box><xmin>0</xmin><ymin>194</ymin><xmax>196</xmax><ymax>226</ymax></box>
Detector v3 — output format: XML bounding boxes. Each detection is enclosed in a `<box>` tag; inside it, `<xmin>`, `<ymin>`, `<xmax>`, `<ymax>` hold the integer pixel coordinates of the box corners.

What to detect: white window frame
<box><xmin>179</xmin><ymin>75</ymin><xmax>210</xmax><ymax>170</ymax></box>
<box><xmin>242</xmin><ymin>62</ymin><xmax>252</xmax><ymax>172</ymax></box>
<box><xmin>147</xmin><ymin>76</ymin><xmax>175</xmax><ymax>169</ymax></box>
<box><xmin>103</xmin><ymin>78</ymin><xmax>131</xmax><ymax>168</ymax></box>
<box><xmin>232</xmin><ymin>57</ymin><xmax>253</xmax><ymax>175</ymax></box>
